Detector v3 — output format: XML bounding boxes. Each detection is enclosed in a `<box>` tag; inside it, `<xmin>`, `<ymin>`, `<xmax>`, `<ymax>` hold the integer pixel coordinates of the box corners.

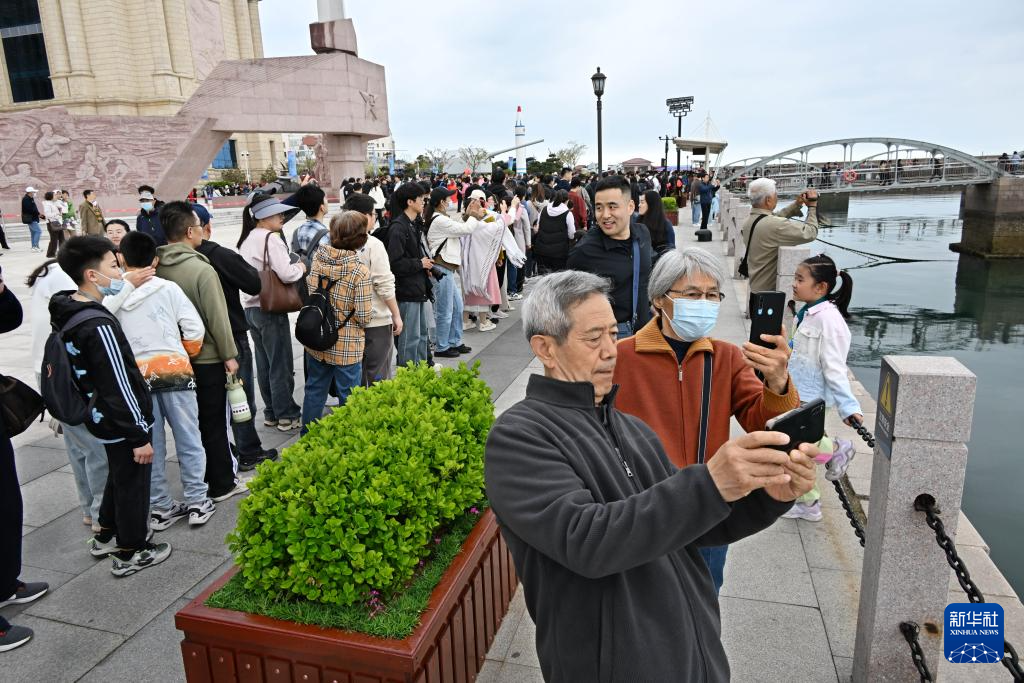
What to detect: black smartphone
<box><xmin>749</xmin><ymin>291</ymin><xmax>786</xmax><ymax>348</ymax></box>
<box><xmin>765</xmin><ymin>399</ymin><xmax>826</xmax><ymax>452</ymax></box>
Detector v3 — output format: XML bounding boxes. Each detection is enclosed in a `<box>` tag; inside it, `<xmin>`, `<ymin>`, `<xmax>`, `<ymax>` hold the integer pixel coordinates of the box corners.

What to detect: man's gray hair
<box><xmin>747</xmin><ymin>177</ymin><xmax>777</xmax><ymax>208</ymax></box>
<box><xmin>648</xmin><ymin>248</ymin><xmax>726</xmax><ymax>302</ymax></box>
<box><xmin>522</xmin><ymin>271</ymin><xmax>612</xmax><ymax>343</ymax></box>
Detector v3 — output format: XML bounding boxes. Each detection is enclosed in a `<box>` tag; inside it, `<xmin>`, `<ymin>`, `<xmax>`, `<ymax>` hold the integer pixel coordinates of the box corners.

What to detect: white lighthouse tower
<box><xmin>514</xmin><ymin>106</ymin><xmax>527</xmax><ymax>176</ymax></box>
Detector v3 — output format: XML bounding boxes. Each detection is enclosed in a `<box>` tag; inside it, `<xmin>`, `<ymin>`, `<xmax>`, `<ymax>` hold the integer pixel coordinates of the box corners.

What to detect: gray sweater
<box><xmin>484</xmin><ymin>374</ymin><xmax>791</xmax><ymax>682</ymax></box>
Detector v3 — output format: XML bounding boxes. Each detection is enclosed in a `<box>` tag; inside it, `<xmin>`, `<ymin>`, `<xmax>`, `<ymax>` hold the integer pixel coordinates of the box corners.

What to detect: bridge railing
<box><xmin>723</xmin><ymin>159</ymin><xmax>999</xmax><ymax>194</ymax></box>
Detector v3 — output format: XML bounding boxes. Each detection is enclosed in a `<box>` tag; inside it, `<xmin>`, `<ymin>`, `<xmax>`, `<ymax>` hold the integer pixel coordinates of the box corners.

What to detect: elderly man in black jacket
<box><xmin>382</xmin><ymin>182</ymin><xmax>433</xmax><ymax>367</ymax></box>
<box><xmin>485</xmin><ymin>270</ymin><xmax>818</xmax><ymax>682</ymax></box>
<box><xmin>567</xmin><ymin>175</ymin><xmax>653</xmax><ymax>338</ymax></box>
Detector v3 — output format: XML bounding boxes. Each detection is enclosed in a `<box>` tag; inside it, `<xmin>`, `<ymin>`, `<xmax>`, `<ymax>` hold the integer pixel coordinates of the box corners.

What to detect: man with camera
<box><xmin>383</xmin><ymin>183</ymin><xmax>434</xmax><ymax>367</ymax></box>
<box><xmin>740</xmin><ymin>180</ymin><xmax>819</xmax><ymax>297</ymax></box>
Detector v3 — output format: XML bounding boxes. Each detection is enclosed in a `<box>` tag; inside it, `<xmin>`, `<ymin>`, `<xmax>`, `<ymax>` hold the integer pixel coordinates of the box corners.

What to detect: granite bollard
<box><xmin>852</xmin><ymin>356</ymin><xmax>977</xmax><ymax>682</ymax></box>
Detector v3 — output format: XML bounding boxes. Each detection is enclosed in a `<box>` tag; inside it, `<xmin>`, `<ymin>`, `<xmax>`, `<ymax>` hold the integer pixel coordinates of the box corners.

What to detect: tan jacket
<box><xmin>355</xmin><ymin>234</ymin><xmax>396</xmax><ymax>328</ymax></box>
<box><xmin>740</xmin><ymin>202</ymin><xmax>819</xmax><ymax>294</ymax></box>
<box><xmin>78</xmin><ymin>200</ymin><xmax>105</xmax><ymax>235</ymax></box>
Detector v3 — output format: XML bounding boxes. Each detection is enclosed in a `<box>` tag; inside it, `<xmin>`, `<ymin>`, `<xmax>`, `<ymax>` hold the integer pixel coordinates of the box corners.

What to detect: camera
<box><xmin>430</xmin><ymin>265</ymin><xmax>447</xmax><ymax>281</ymax></box>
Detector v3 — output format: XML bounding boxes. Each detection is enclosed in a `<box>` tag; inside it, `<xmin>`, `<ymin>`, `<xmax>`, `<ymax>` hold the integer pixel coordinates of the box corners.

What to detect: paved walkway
<box><xmin>0</xmin><ymin>212</ymin><xmax>1018</xmax><ymax>682</ymax></box>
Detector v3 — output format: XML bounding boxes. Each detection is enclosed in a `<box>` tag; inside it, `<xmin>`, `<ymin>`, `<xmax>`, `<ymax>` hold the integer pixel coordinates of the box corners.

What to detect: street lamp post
<box><xmin>666</xmin><ymin>96</ymin><xmax>694</xmax><ymax>171</ymax></box>
<box><xmin>591</xmin><ymin>67</ymin><xmax>606</xmax><ymax>173</ymax></box>
<box><xmin>658</xmin><ymin>135</ymin><xmax>673</xmax><ymax>171</ymax></box>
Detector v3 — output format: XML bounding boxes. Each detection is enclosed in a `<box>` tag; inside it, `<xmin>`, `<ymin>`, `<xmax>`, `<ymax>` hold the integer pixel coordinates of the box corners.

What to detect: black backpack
<box><xmin>0</xmin><ymin>374</ymin><xmax>44</xmax><ymax>436</ymax></box>
<box><xmin>291</xmin><ymin>226</ymin><xmax>331</xmax><ymax>304</ymax></box>
<box><xmin>294</xmin><ymin>276</ymin><xmax>356</xmax><ymax>351</ymax></box>
<box><xmin>40</xmin><ymin>309</ymin><xmax>113</xmax><ymax>425</ymax></box>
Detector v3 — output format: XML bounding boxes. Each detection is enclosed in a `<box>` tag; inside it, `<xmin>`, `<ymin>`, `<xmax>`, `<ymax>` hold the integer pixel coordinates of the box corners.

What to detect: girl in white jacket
<box><xmin>783</xmin><ymin>253</ymin><xmax>861</xmax><ymax>522</ymax></box>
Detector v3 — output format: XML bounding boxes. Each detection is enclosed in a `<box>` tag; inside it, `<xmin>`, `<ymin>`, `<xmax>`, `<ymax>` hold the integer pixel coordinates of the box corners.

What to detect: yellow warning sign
<box><xmin>880</xmin><ymin>374</ymin><xmax>893</xmax><ymax>414</ymax></box>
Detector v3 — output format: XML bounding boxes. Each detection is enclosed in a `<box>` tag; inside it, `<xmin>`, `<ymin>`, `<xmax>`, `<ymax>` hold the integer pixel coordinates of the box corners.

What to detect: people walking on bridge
<box><xmin>484</xmin><ymin>270</ymin><xmax>819</xmax><ymax>681</ymax></box>
<box><xmin>613</xmin><ymin>248</ymin><xmax>801</xmax><ymax>592</ymax></box>
<box><xmin>739</xmin><ymin>179</ymin><xmax>819</xmax><ymax>299</ymax></box>
<box><xmin>782</xmin><ymin>254</ymin><xmax>863</xmax><ymax>522</ymax></box>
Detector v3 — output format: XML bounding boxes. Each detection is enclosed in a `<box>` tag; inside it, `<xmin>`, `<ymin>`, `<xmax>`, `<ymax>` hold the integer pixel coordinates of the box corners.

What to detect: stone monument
<box><xmin>0</xmin><ymin>0</ymin><xmax>388</xmax><ymax>215</ymax></box>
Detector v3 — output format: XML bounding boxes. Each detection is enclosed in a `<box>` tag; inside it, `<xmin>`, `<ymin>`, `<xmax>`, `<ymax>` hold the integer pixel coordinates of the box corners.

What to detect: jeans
<box><xmin>245</xmin><ymin>307</ymin><xmax>301</xmax><ymax>422</ymax></box>
<box><xmin>396</xmin><ymin>301</ymin><xmax>428</xmax><ymax>367</ymax></box>
<box><xmin>700</xmin><ymin>201</ymin><xmax>712</xmax><ymax>230</ymax></box>
<box><xmin>506</xmin><ymin>262</ymin><xmax>518</xmax><ymax>296</ymax></box>
<box><xmin>432</xmin><ymin>265</ymin><xmax>463</xmax><ymax>352</ymax></box>
<box><xmin>230</xmin><ymin>331</ymin><xmax>264</xmax><ymax>457</ymax></box>
<box><xmin>362</xmin><ymin>325</ymin><xmax>395</xmax><ymax>385</ymax></box>
<box><xmin>62</xmin><ymin>421</ymin><xmax>108</xmax><ymax>521</ymax></box>
<box><xmin>193</xmin><ymin>363</ymin><xmax>236</xmax><ymax>497</ymax></box>
<box><xmin>691</xmin><ymin>200</ymin><xmax>701</xmax><ymax>225</ymax></box>
<box><xmin>301</xmin><ymin>354</ymin><xmax>361</xmax><ymax>434</ymax></box>
<box><xmin>0</xmin><ymin>430</ymin><xmax>22</xmax><ymax>603</ymax></box>
<box><xmin>150</xmin><ymin>390</ymin><xmax>209</xmax><ymax>509</ymax></box>
<box><xmin>616</xmin><ymin>321</ymin><xmax>634</xmax><ymax>339</ymax></box>
<box><xmin>698</xmin><ymin>544</ymin><xmax>729</xmax><ymax>595</ymax></box>
<box><xmin>28</xmin><ymin>220</ymin><xmax>41</xmax><ymax>249</ymax></box>
<box><xmin>98</xmin><ymin>442</ymin><xmax>152</xmax><ymax>551</ymax></box>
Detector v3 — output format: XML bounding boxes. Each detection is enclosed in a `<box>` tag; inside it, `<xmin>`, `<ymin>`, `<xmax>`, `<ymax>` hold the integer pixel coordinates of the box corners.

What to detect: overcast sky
<box><xmin>259</xmin><ymin>0</ymin><xmax>1024</xmax><ymax>167</ymax></box>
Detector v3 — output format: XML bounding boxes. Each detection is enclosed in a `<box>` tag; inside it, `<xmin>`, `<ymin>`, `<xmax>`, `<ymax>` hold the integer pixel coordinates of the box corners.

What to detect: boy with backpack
<box><xmin>288</xmin><ymin>184</ymin><xmax>331</xmax><ymax>301</ymax></box>
<box><xmin>115</xmin><ymin>231</ymin><xmax>216</xmax><ymax>529</ymax></box>
<box><xmin>47</xmin><ymin>236</ymin><xmax>171</xmax><ymax>576</ymax></box>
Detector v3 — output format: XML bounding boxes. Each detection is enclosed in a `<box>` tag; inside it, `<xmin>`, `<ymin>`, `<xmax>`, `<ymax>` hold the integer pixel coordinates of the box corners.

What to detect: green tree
<box><xmin>259</xmin><ymin>166</ymin><xmax>278</xmax><ymax>183</ymax></box>
<box><xmin>554</xmin><ymin>141</ymin><xmax>587</xmax><ymax>169</ymax></box>
<box><xmin>220</xmin><ymin>168</ymin><xmax>246</xmax><ymax>185</ymax></box>
<box><xmin>527</xmin><ymin>153</ymin><xmax>561</xmax><ymax>176</ymax></box>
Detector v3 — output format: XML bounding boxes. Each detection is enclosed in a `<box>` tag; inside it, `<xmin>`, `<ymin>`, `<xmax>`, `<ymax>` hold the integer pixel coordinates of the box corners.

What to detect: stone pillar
<box><xmin>321</xmin><ymin>134</ymin><xmax>367</xmax><ymax>188</ymax></box>
<box><xmin>951</xmin><ymin>175</ymin><xmax>1024</xmax><ymax>258</ymax></box>
<box><xmin>248</xmin><ymin>0</ymin><xmax>265</xmax><ymax>59</ymax></box>
<box><xmin>37</xmin><ymin>0</ymin><xmax>72</xmax><ymax>100</ymax></box>
<box><xmin>234</xmin><ymin>0</ymin><xmax>255</xmax><ymax>59</ymax></box>
<box><xmin>57</xmin><ymin>0</ymin><xmax>96</xmax><ymax>99</ymax></box>
<box><xmin>853</xmin><ymin>356</ymin><xmax>976</xmax><ymax>682</ymax></box>
<box><xmin>776</xmin><ymin>245</ymin><xmax>809</xmax><ymax>328</ymax></box>
<box><xmin>730</xmin><ymin>204</ymin><xmax>751</xmax><ymax>267</ymax></box>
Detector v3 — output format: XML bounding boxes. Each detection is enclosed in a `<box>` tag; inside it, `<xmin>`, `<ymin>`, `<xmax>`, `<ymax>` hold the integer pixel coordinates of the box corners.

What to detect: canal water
<box><xmin>807</xmin><ymin>192</ymin><xmax>1024</xmax><ymax>600</ymax></box>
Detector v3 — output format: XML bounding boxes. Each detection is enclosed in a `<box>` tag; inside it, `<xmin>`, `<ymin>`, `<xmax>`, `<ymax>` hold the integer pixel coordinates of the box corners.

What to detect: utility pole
<box><xmin>658</xmin><ymin>135</ymin><xmax>673</xmax><ymax>171</ymax></box>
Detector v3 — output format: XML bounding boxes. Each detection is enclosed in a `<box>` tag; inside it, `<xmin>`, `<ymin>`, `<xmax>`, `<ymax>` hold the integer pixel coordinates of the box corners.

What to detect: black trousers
<box><xmin>230</xmin><ymin>332</ymin><xmax>264</xmax><ymax>458</ymax></box>
<box><xmin>700</xmin><ymin>201</ymin><xmax>713</xmax><ymax>230</ymax></box>
<box><xmin>98</xmin><ymin>442</ymin><xmax>151</xmax><ymax>550</ymax></box>
<box><xmin>0</xmin><ymin>223</ymin><xmax>11</xmax><ymax>249</ymax></box>
<box><xmin>193</xmin><ymin>362</ymin><xmax>235</xmax><ymax>496</ymax></box>
<box><xmin>0</xmin><ymin>430</ymin><xmax>22</xmax><ymax>606</ymax></box>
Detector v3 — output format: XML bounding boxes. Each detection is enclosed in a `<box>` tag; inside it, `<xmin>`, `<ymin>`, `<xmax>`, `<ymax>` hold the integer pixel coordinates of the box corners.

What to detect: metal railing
<box><xmin>722</xmin><ymin>159</ymin><xmax>999</xmax><ymax>195</ymax></box>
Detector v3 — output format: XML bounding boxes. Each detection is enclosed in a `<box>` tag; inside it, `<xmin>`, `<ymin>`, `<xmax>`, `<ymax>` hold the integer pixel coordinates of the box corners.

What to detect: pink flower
<box><xmin>434</xmin><ymin>536</ymin><xmax>441</xmax><ymax>545</ymax></box>
<box><xmin>470</xmin><ymin>507</ymin><xmax>480</xmax><ymax>515</ymax></box>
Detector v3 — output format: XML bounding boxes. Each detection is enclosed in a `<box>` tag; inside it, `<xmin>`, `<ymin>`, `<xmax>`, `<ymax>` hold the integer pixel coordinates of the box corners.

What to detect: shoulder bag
<box><xmin>258</xmin><ymin>232</ymin><xmax>303</xmax><ymax>313</ymax></box>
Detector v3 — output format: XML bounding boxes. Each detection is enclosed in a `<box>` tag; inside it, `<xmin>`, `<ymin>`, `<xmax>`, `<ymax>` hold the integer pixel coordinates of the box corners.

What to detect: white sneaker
<box><xmin>150</xmin><ymin>501</ymin><xmax>188</xmax><ymax>531</ymax></box>
<box><xmin>110</xmin><ymin>542</ymin><xmax>172</xmax><ymax>577</ymax></box>
<box><xmin>88</xmin><ymin>535</ymin><xmax>122</xmax><ymax>558</ymax></box>
<box><xmin>188</xmin><ymin>499</ymin><xmax>216</xmax><ymax>526</ymax></box>
<box><xmin>508</xmin><ymin>292</ymin><xmax>523</xmax><ymax>301</ymax></box>
<box><xmin>462</xmin><ymin>320</ymin><xmax>474</xmax><ymax>331</ymax></box>
<box><xmin>478</xmin><ymin>320</ymin><xmax>497</xmax><ymax>332</ymax></box>
<box><xmin>276</xmin><ymin>417</ymin><xmax>299</xmax><ymax>432</ymax></box>
<box><xmin>211</xmin><ymin>480</ymin><xmax>248</xmax><ymax>503</ymax></box>
<box><xmin>781</xmin><ymin>500</ymin><xmax>823</xmax><ymax>522</ymax></box>
<box><xmin>493</xmin><ymin>310</ymin><xmax>509</xmax><ymax>319</ymax></box>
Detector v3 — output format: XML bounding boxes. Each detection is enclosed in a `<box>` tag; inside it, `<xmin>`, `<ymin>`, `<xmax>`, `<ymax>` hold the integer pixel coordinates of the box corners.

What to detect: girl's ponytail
<box><xmin>831</xmin><ymin>270</ymin><xmax>854</xmax><ymax>319</ymax></box>
<box><xmin>237</xmin><ymin>195</ymin><xmax>261</xmax><ymax>249</ymax></box>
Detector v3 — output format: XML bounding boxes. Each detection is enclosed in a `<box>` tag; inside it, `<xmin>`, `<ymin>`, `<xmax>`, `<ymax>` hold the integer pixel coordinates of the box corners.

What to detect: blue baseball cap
<box><xmin>191</xmin><ymin>203</ymin><xmax>211</xmax><ymax>227</ymax></box>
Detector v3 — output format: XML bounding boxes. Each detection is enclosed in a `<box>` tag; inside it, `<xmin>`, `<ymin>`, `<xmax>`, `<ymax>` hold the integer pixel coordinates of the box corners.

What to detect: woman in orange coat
<box><xmin>612</xmin><ymin>247</ymin><xmax>799</xmax><ymax>593</ymax></box>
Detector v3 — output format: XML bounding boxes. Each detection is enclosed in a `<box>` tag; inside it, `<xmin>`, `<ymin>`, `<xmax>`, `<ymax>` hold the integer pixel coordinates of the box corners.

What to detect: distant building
<box><xmin>621</xmin><ymin>158</ymin><xmax>654</xmax><ymax>173</ymax></box>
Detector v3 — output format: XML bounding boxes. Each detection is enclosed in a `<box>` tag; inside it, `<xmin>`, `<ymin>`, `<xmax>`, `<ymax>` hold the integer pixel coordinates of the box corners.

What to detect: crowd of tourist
<box><xmin>2</xmin><ymin>163</ymin><xmax>861</xmax><ymax>679</ymax></box>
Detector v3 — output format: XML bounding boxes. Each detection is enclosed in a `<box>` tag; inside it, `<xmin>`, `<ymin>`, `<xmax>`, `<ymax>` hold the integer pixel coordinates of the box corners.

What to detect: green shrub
<box><xmin>661</xmin><ymin>196</ymin><xmax>678</xmax><ymax>212</ymax></box>
<box><xmin>228</xmin><ymin>362</ymin><xmax>494</xmax><ymax>606</ymax></box>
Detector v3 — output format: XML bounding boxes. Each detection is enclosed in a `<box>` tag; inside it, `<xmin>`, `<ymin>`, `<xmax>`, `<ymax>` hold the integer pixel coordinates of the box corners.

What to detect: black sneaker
<box><xmin>110</xmin><ymin>542</ymin><xmax>172</xmax><ymax>577</ymax></box>
<box><xmin>0</xmin><ymin>581</ymin><xmax>48</xmax><ymax>608</ymax></box>
<box><xmin>150</xmin><ymin>501</ymin><xmax>188</xmax><ymax>531</ymax></box>
<box><xmin>435</xmin><ymin>348</ymin><xmax>460</xmax><ymax>358</ymax></box>
<box><xmin>455</xmin><ymin>344</ymin><xmax>473</xmax><ymax>354</ymax></box>
<box><xmin>0</xmin><ymin>624</ymin><xmax>32</xmax><ymax>652</ymax></box>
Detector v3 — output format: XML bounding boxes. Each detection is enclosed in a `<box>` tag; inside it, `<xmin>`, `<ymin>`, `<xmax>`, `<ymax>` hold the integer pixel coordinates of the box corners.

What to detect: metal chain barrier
<box><xmin>832</xmin><ymin>478</ymin><xmax>866</xmax><ymax>548</ymax></box>
<box><xmin>899</xmin><ymin>621</ymin><xmax>934</xmax><ymax>682</ymax></box>
<box><xmin>914</xmin><ymin>494</ymin><xmax>1024</xmax><ymax>681</ymax></box>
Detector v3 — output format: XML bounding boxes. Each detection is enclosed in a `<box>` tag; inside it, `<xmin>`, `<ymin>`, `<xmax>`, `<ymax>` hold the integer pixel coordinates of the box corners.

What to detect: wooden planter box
<box><xmin>175</xmin><ymin>509</ymin><xmax>517</xmax><ymax>683</ymax></box>
<box><xmin>665</xmin><ymin>209</ymin><xmax>679</xmax><ymax>226</ymax></box>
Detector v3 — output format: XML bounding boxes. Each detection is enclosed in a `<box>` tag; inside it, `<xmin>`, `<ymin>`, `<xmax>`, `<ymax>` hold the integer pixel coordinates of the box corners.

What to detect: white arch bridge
<box><xmin>718</xmin><ymin>137</ymin><xmax>1009</xmax><ymax>195</ymax></box>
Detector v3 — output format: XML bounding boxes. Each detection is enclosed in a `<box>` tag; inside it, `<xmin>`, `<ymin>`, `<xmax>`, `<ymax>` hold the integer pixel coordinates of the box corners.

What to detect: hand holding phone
<box><xmin>765</xmin><ymin>399</ymin><xmax>826</xmax><ymax>452</ymax></box>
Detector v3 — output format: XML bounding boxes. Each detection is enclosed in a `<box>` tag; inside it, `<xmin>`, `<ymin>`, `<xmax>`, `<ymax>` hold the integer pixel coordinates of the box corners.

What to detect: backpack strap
<box><xmin>309</xmin><ymin>227</ymin><xmax>330</xmax><ymax>256</ymax></box>
<box><xmin>738</xmin><ymin>213</ymin><xmax>769</xmax><ymax>276</ymax></box>
<box><xmin>427</xmin><ymin>213</ymin><xmax>449</xmax><ymax>261</ymax></box>
<box><xmin>696</xmin><ymin>353</ymin><xmax>714</xmax><ymax>464</ymax></box>
<box><xmin>59</xmin><ymin>308</ymin><xmax>114</xmax><ymax>335</ymax></box>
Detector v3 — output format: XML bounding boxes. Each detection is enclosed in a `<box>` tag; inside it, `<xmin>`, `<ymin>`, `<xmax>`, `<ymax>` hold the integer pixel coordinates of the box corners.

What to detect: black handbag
<box><xmin>0</xmin><ymin>373</ymin><xmax>44</xmax><ymax>437</ymax></box>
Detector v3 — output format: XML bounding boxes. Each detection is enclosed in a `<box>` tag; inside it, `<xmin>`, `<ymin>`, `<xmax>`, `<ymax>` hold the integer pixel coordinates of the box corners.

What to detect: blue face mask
<box><xmin>94</xmin><ymin>271</ymin><xmax>125</xmax><ymax>297</ymax></box>
<box><xmin>666</xmin><ymin>298</ymin><xmax>719</xmax><ymax>341</ymax></box>
<box><xmin>140</xmin><ymin>202</ymin><xmax>154</xmax><ymax>212</ymax></box>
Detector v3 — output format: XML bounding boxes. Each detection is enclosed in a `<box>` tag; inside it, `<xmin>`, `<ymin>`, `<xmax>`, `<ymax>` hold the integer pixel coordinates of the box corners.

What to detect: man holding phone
<box><xmin>486</xmin><ymin>271</ymin><xmax>818</xmax><ymax>681</ymax></box>
<box><xmin>740</xmin><ymin>179</ymin><xmax>819</xmax><ymax>298</ymax></box>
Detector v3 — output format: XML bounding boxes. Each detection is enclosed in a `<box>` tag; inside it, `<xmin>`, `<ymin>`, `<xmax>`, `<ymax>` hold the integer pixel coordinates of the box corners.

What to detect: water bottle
<box><xmin>226</xmin><ymin>373</ymin><xmax>251</xmax><ymax>423</ymax></box>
